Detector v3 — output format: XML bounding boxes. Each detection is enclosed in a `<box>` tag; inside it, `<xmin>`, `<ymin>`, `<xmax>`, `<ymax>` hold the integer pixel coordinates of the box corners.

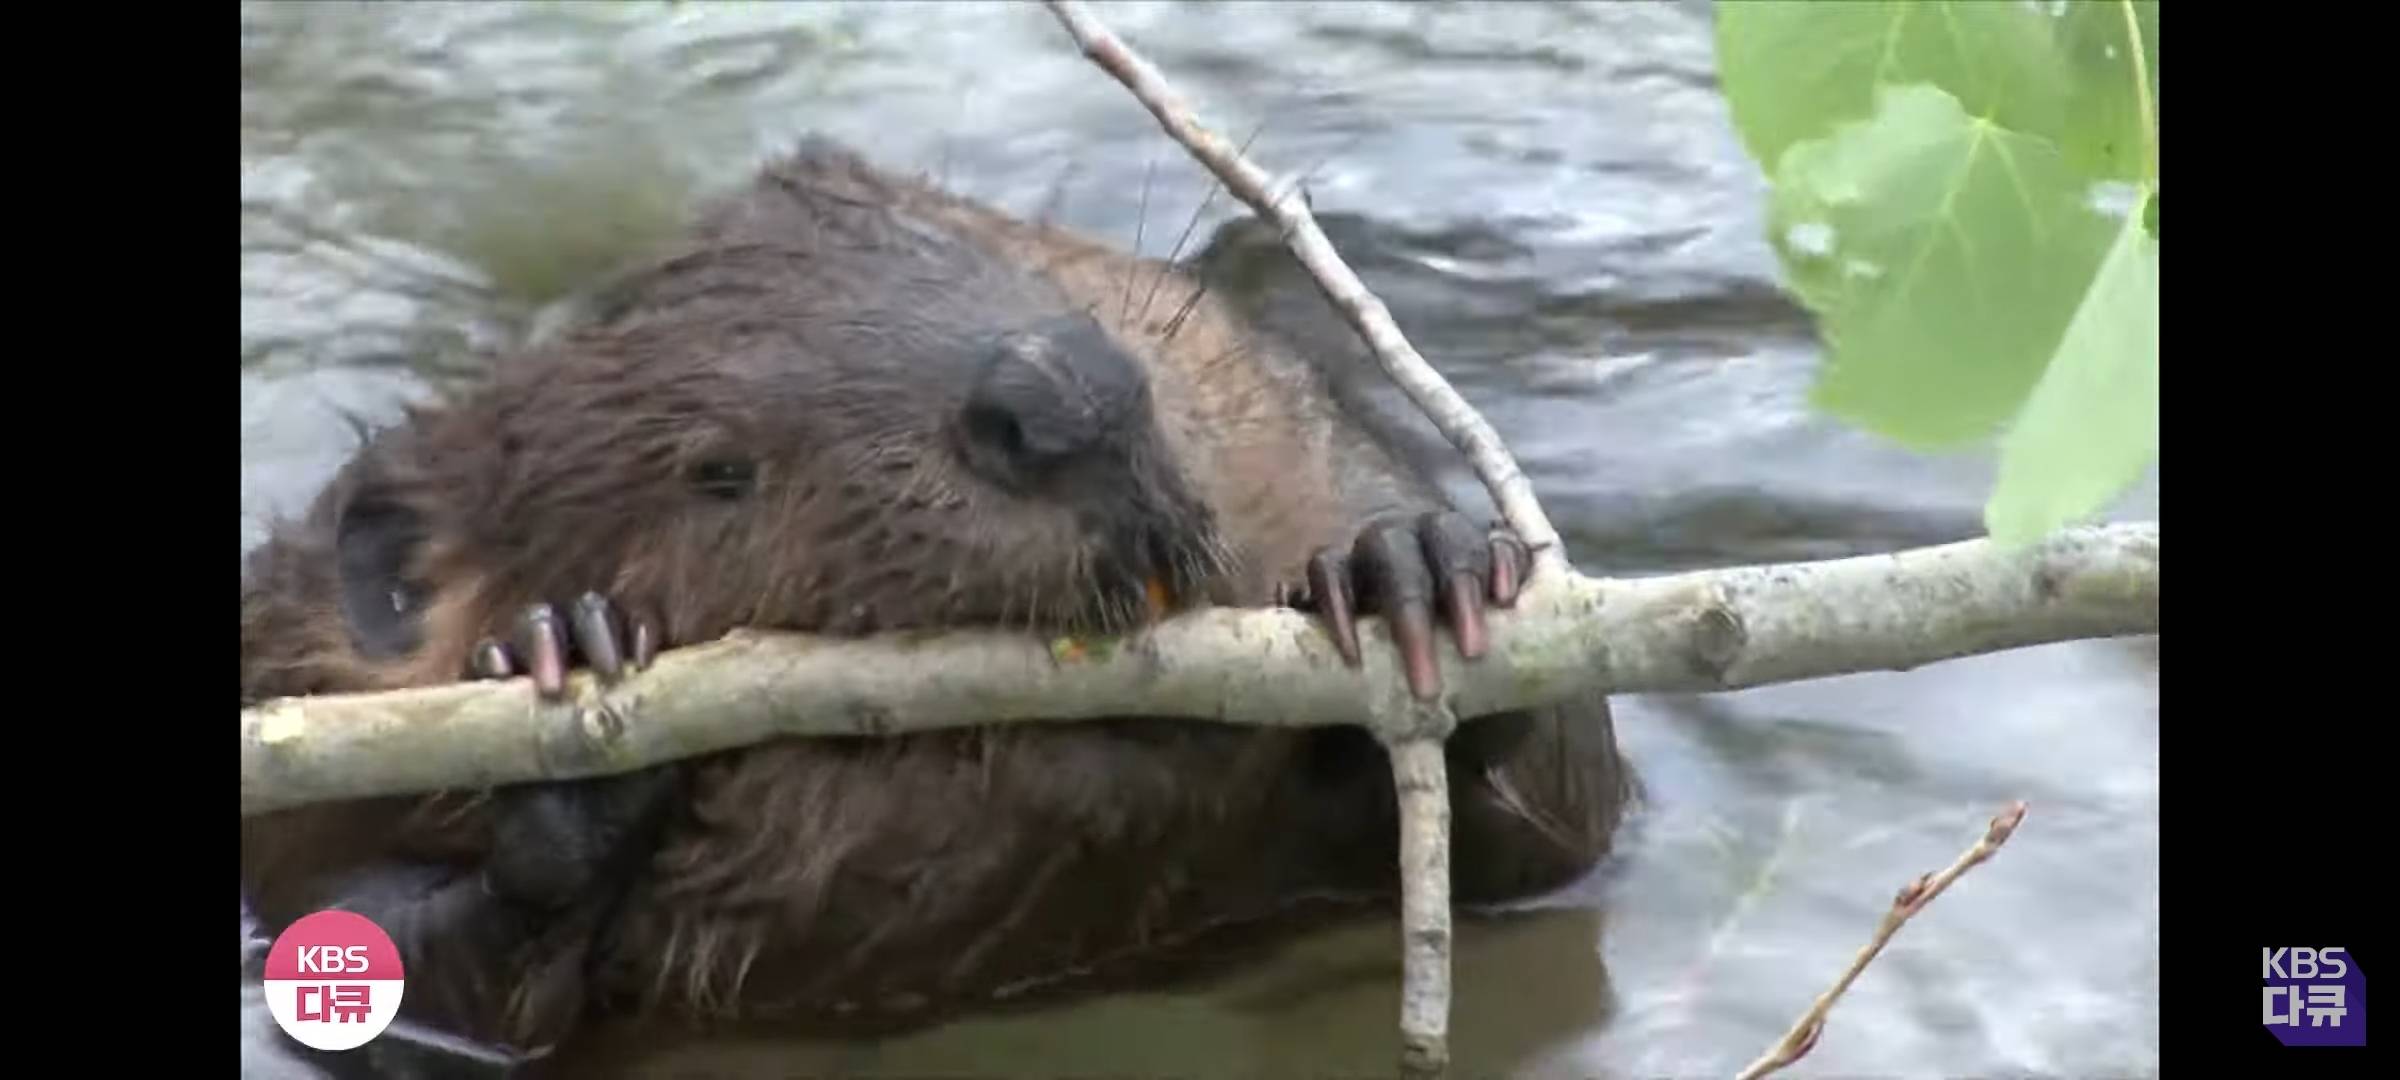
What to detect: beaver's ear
<box><xmin>334</xmin><ymin>476</ymin><xmax>431</xmax><ymax>661</ymax></box>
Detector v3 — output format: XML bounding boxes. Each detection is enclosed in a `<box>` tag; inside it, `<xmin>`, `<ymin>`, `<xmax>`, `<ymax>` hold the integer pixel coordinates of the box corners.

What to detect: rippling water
<box><xmin>241</xmin><ymin>3</ymin><xmax>2159</xmax><ymax>1076</ymax></box>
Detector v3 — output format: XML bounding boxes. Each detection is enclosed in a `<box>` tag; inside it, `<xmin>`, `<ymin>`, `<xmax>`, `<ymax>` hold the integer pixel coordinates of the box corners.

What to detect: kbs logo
<box><xmin>264</xmin><ymin>910</ymin><xmax>407</xmax><ymax>1051</ymax></box>
<box><xmin>2262</xmin><ymin>946</ymin><xmax>2365</xmax><ymax>1047</ymax></box>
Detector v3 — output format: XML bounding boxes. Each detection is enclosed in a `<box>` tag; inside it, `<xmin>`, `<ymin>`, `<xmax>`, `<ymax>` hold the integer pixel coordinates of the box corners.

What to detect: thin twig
<box><xmin>1735</xmin><ymin>801</ymin><xmax>2032</xmax><ymax>1080</ymax></box>
<box><xmin>1389</xmin><ymin>733</ymin><xmax>1454</xmax><ymax>1079</ymax></box>
<box><xmin>1040</xmin><ymin>0</ymin><xmax>1568</xmax><ymax>579</ymax></box>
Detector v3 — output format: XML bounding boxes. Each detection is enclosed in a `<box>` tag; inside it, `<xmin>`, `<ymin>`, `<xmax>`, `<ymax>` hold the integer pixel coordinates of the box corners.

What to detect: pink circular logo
<box><xmin>262</xmin><ymin>910</ymin><xmax>407</xmax><ymax>1051</ymax></box>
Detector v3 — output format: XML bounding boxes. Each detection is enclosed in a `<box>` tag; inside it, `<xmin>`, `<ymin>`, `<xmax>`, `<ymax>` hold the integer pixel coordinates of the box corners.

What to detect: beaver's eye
<box><xmin>689</xmin><ymin>458</ymin><xmax>757</xmax><ymax>501</ymax></box>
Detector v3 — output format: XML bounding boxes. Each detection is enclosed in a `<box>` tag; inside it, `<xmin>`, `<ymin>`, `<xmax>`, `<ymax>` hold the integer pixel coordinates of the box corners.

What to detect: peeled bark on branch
<box><xmin>242</xmin><ymin>522</ymin><xmax>2157</xmax><ymax>817</ymax></box>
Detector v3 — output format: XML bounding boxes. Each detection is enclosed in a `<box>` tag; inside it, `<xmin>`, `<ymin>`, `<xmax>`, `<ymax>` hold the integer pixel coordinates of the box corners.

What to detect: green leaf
<box><xmin>2054</xmin><ymin>0</ymin><xmax>2159</xmax><ymax>182</ymax></box>
<box><xmin>1716</xmin><ymin>0</ymin><xmax>2071</xmax><ymax>173</ymax></box>
<box><xmin>1985</xmin><ymin>195</ymin><xmax>2157</xmax><ymax>546</ymax></box>
<box><xmin>1769</xmin><ymin>84</ymin><xmax>2119</xmax><ymax>447</ymax></box>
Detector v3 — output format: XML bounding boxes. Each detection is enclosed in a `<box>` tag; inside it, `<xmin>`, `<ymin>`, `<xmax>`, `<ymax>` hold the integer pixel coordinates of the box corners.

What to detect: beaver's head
<box><xmin>329</xmin><ymin>146</ymin><xmax>1231</xmax><ymax>668</ymax></box>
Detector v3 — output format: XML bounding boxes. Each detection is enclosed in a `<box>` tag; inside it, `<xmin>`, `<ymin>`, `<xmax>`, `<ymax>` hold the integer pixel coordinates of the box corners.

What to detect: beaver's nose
<box><xmin>958</xmin><ymin>315</ymin><xmax>1146</xmax><ymax>486</ymax></box>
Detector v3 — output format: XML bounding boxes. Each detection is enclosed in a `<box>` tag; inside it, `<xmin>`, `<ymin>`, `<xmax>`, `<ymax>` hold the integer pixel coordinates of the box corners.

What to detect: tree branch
<box><xmin>243</xmin><ymin>522</ymin><xmax>2156</xmax><ymax>815</ymax></box>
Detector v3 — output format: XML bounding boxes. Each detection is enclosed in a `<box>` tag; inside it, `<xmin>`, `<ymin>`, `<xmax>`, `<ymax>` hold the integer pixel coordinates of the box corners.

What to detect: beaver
<box><xmin>238</xmin><ymin>137</ymin><xmax>1632</xmax><ymax>1072</ymax></box>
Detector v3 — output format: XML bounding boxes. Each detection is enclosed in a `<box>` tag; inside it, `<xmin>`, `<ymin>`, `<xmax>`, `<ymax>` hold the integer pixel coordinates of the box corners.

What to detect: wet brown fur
<box><xmin>239</xmin><ymin>139</ymin><xmax>1632</xmax><ymax>1060</ymax></box>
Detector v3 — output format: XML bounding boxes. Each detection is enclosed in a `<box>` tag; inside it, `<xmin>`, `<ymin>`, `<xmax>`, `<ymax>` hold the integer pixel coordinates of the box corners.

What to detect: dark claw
<box><xmin>516</xmin><ymin>604</ymin><xmax>569</xmax><ymax>700</ymax></box>
<box><xmin>1291</xmin><ymin>511</ymin><xmax>1531</xmax><ymax>702</ymax></box>
<box><xmin>476</xmin><ymin>595</ymin><xmax>656</xmax><ymax>692</ymax></box>
<box><xmin>1391</xmin><ymin>601</ymin><xmax>1441</xmax><ymax>701</ymax></box>
<box><xmin>1488</xmin><ymin>530</ymin><xmax>1527</xmax><ymax>606</ymax></box>
<box><xmin>1354</xmin><ymin>520</ymin><xmax>1440</xmax><ymax>701</ymax></box>
<box><xmin>630</xmin><ymin>619</ymin><xmax>658</xmax><ymax>672</ymax></box>
<box><xmin>1417</xmin><ymin>511</ymin><xmax>1491</xmax><ymax>662</ymax></box>
<box><xmin>1307</xmin><ymin>550</ymin><xmax>1360</xmax><ymax>667</ymax></box>
<box><xmin>571</xmin><ymin>592</ymin><xmax>627</xmax><ymax>683</ymax></box>
<box><xmin>1441</xmin><ymin>574</ymin><xmax>1487</xmax><ymax>660</ymax></box>
<box><xmin>469</xmin><ymin>638</ymin><xmax>515</xmax><ymax>680</ymax></box>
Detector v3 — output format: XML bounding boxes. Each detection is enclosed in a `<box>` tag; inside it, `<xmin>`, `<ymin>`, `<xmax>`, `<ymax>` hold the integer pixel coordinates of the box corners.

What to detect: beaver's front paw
<box><xmin>1283</xmin><ymin>510</ymin><xmax>1531</xmax><ymax>701</ymax></box>
<box><xmin>460</xmin><ymin>593</ymin><xmax>681</xmax><ymax>911</ymax></box>
<box><xmin>463</xmin><ymin>592</ymin><xmax>661</xmax><ymax>701</ymax></box>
